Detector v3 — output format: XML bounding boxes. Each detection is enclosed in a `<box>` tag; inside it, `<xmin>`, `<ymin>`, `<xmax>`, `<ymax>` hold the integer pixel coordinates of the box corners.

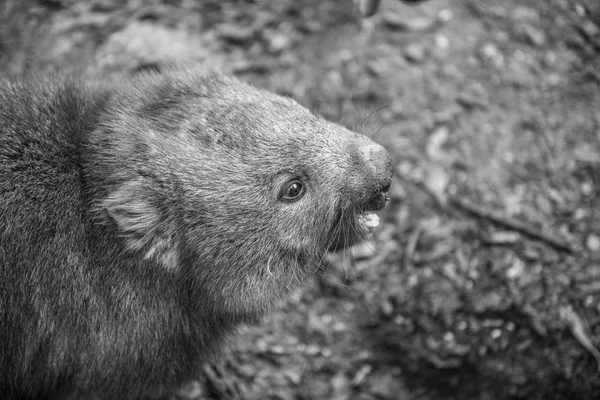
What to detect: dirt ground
<box><xmin>2</xmin><ymin>0</ymin><xmax>600</xmax><ymax>399</ymax></box>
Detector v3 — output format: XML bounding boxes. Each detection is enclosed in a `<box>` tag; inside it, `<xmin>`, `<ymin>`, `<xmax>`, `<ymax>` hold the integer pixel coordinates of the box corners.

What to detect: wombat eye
<box><xmin>280</xmin><ymin>180</ymin><xmax>305</xmax><ymax>202</ymax></box>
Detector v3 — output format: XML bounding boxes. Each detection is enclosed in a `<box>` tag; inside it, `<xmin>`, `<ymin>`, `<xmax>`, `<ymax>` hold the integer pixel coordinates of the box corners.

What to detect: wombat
<box><xmin>0</xmin><ymin>68</ymin><xmax>392</xmax><ymax>399</ymax></box>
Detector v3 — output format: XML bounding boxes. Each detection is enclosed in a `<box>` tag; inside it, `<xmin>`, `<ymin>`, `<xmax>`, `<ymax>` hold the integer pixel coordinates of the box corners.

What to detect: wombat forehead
<box><xmin>186</xmin><ymin>101</ymin><xmax>351</xmax><ymax>149</ymax></box>
<box><xmin>128</xmin><ymin>70</ymin><xmax>368</xmax><ymax>174</ymax></box>
<box><xmin>131</xmin><ymin>70</ymin><xmax>359</xmax><ymax>145</ymax></box>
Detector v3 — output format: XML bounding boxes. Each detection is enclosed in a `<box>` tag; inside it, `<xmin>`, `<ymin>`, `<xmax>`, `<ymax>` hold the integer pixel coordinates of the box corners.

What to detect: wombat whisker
<box><xmin>322</xmin><ymin>212</ymin><xmax>343</xmax><ymax>257</ymax></box>
<box><xmin>341</xmin><ymin>251</ymin><xmax>350</xmax><ymax>281</ymax></box>
<box><xmin>349</xmin><ymin>208</ymin><xmax>364</xmax><ymax>238</ymax></box>
<box><xmin>344</xmin><ymin>221</ymin><xmax>354</xmax><ymax>278</ymax></box>
<box><xmin>349</xmin><ymin>98</ymin><xmax>365</xmax><ymax>134</ymax></box>
<box><xmin>359</xmin><ymin>105</ymin><xmax>389</xmax><ymax>137</ymax></box>
<box><xmin>310</xmin><ymin>255</ymin><xmax>352</xmax><ymax>289</ymax></box>
<box><xmin>368</xmin><ymin>115</ymin><xmax>393</xmax><ymax>143</ymax></box>
<box><xmin>303</xmin><ymin>251</ymin><xmax>327</xmax><ymax>280</ymax></box>
<box><xmin>312</xmin><ymin>264</ymin><xmax>329</xmax><ymax>281</ymax></box>
<box><xmin>348</xmin><ymin>248</ymin><xmax>360</xmax><ymax>277</ymax></box>
<box><xmin>337</xmin><ymin>217</ymin><xmax>353</xmax><ymax>280</ymax></box>
<box><xmin>284</xmin><ymin>261</ymin><xmax>300</xmax><ymax>291</ymax></box>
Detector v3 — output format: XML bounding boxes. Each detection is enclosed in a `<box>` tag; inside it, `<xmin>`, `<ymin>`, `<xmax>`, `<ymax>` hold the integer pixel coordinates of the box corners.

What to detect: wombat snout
<box><xmin>361</xmin><ymin>141</ymin><xmax>393</xmax><ymax>194</ymax></box>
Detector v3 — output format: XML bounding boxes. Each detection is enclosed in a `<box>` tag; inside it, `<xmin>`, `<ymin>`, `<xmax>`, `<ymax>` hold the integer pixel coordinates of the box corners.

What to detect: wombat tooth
<box><xmin>360</xmin><ymin>212</ymin><xmax>381</xmax><ymax>230</ymax></box>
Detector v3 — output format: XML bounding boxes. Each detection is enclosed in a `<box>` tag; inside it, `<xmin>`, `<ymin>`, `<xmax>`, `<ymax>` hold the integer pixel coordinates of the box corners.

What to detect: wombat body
<box><xmin>0</xmin><ymin>69</ymin><xmax>392</xmax><ymax>399</ymax></box>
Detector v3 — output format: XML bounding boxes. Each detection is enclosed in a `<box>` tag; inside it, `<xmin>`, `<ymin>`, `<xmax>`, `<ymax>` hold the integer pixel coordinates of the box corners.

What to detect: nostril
<box><xmin>380</xmin><ymin>181</ymin><xmax>391</xmax><ymax>193</ymax></box>
<box><xmin>364</xmin><ymin>189</ymin><xmax>390</xmax><ymax>211</ymax></box>
<box><xmin>358</xmin><ymin>141</ymin><xmax>394</xmax><ymax>192</ymax></box>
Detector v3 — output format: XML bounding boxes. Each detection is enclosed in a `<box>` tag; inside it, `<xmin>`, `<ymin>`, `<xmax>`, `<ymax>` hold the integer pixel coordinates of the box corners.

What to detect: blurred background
<box><xmin>2</xmin><ymin>0</ymin><xmax>600</xmax><ymax>399</ymax></box>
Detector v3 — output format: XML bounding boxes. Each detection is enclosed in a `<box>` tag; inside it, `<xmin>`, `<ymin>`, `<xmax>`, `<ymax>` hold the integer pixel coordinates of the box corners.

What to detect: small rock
<box><xmin>300</xmin><ymin>19</ymin><xmax>323</xmax><ymax>33</ymax></box>
<box><xmin>284</xmin><ymin>369</ymin><xmax>302</xmax><ymax>385</ymax></box>
<box><xmin>521</xmin><ymin>25</ymin><xmax>546</xmax><ymax>47</ymax></box>
<box><xmin>574</xmin><ymin>208</ymin><xmax>588</xmax><ymax>220</ymax></box>
<box><xmin>217</xmin><ymin>23</ymin><xmax>255</xmax><ymax>43</ymax></box>
<box><xmin>255</xmin><ymin>338</ymin><xmax>268</xmax><ymax>352</ymax></box>
<box><xmin>513</xmin><ymin>6</ymin><xmax>539</xmax><ymax>21</ymax></box>
<box><xmin>54</xmin><ymin>13</ymin><xmax>112</xmax><ymax>32</ymax></box>
<box><xmin>456</xmin><ymin>91</ymin><xmax>488</xmax><ymax>110</ymax></box>
<box><xmin>380</xmin><ymin>298</ymin><xmax>394</xmax><ymax>316</ymax></box>
<box><xmin>489</xmin><ymin>231</ymin><xmax>520</xmax><ymax>244</ymax></box>
<box><xmin>581</xmin><ymin>181</ymin><xmax>594</xmax><ymax>196</ymax></box>
<box><xmin>403</xmin><ymin>43</ymin><xmax>426</xmax><ymax>63</ymax></box>
<box><xmin>423</xmin><ymin>165</ymin><xmax>449</xmax><ymax>202</ymax></box>
<box><xmin>434</xmin><ymin>105</ymin><xmax>462</xmax><ymax>124</ymax></box>
<box><xmin>481</xmin><ymin>42</ymin><xmax>504</xmax><ymax>68</ymax></box>
<box><xmin>383</xmin><ymin>14</ymin><xmax>436</xmax><ymax>32</ymax></box>
<box><xmin>331</xmin><ymin>373</ymin><xmax>351</xmax><ymax>400</ymax></box>
<box><xmin>231</xmin><ymin>60</ymin><xmax>272</xmax><ymax>74</ymax></box>
<box><xmin>237</xmin><ymin>364</ymin><xmax>257</xmax><ymax>378</ymax></box>
<box><xmin>586</xmin><ymin>234</ymin><xmax>600</xmax><ymax>252</ymax></box>
<box><xmin>522</xmin><ymin>246</ymin><xmax>541</xmax><ymax>261</ymax></box>
<box><xmin>265</xmin><ymin>31</ymin><xmax>292</xmax><ymax>53</ymax></box>
<box><xmin>177</xmin><ymin>381</ymin><xmax>205</xmax><ymax>399</ymax></box>
<box><xmin>437</xmin><ymin>8</ymin><xmax>453</xmax><ymax>23</ymax></box>
<box><xmin>583</xmin><ymin>20</ymin><xmax>600</xmax><ymax>37</ymax></box>
<box><xmin>365</xmin><ymin>59</ymin><xmax>391</xmax><ymax>77</ymax></box>
<box><xmin>575</xmin><ymin>144</ymin><xmax>600</xmax><ymax>164</ymax></box>
<box><xmin>89</xmin><ymin>0</ymin><xmax>117</xmax><ymax>12</ymax></box>
<box><xmin>96</xmin><ymin>22</ymin><xmax>224</xmax><ymax>73</ymax></box>
<box><xmin>426</xmin><ymin>126</ymin><xmax>449</xmax><ymax>160</ymax></box>
<box><xmin>506</xmin><ymin>258</ymin><xmax>525</xmax><ymax>279</ymax></box>
<box><xmin>433</xmin><ymin>34</ymin><xmax>450</xmax><ymax>58</ymax></box>
<box><xmin>304</xmin><ymin>344</ymin><xmax>321</xmax><ymax>356</ymax></box>
<box><xmin>269</xmin><ymin>344</ymin><xmax>286</xmax><ymax>355</ymax></box>
<box><xmin>352</xmin><ymin>364</ymin><xmax>373</xmax><ymax>386</ymax></box>
<box><xmin>356</xmin><ymin>0</ymin><xmax>382</xmax><ymax>18</ymax></box>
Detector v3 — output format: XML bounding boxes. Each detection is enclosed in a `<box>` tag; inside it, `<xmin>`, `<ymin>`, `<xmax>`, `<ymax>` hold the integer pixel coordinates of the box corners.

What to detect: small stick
<box><xmin>450</xmin><ymin>196</ymin><xmax>574</xmax><ymax>254</ymax></box>
<box><xmin>402</xmin><ymin>225</ymin><xmax>422</xmax><ymax>269</ymax></box>
<box><xmin>560</xmin><ymin>305</ymin><xmax>600</xmax><ymax>372</ymax></box>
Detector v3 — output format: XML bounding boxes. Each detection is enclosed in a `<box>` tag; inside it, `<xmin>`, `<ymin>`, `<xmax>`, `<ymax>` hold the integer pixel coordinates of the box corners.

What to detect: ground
<box><xmin>2</xmin><ymin>0</ymin><xmax>600</xmax><ymax>399</ymax></box>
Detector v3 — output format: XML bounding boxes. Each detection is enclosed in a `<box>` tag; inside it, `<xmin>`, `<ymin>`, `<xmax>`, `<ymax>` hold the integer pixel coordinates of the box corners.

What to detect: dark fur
<box><xmin>0</xmin><ymin>69</ymin><xmax>392</xmax><ymax>399</ymax></box>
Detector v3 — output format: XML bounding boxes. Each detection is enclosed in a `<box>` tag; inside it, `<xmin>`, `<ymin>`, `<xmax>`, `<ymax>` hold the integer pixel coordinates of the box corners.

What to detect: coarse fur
<box><xmin>0</xmin><ymin>68</ymin><xmax>392</xmax><ymax>399</ymax></box>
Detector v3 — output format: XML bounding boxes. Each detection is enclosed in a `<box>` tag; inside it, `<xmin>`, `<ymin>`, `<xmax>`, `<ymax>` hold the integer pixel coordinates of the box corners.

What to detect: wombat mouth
<box><xmin>327</xmin><ymin>187</ymin><xmax>390</xmax><ymax>253</ymax></box>
<box><xmin>357</xmin><ymin>190</ymin><xmax>390</xmax><ymax>232</ymax></box>
<box><xmin>363</xmin><ymin>188</ymin><xmax>390</xmax><ymax>212</ymax></box>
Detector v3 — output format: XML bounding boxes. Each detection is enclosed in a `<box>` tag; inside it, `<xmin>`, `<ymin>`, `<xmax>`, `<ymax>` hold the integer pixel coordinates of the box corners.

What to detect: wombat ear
<box><xmin>101</xmin><ymin>180</ymin><xmax>179</xmax><ymax>270</ymax></box>
<box><xmin>102</xmin><ymin>179</ymin><xmax>159</xmax><ymax>249</ymax></box>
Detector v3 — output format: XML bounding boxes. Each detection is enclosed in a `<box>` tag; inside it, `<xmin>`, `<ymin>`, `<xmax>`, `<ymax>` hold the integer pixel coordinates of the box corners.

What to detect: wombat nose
<box><xmin>361</xmin><ymin>142</ymin><xmax>393</xmax><ymax>191</ymax></box>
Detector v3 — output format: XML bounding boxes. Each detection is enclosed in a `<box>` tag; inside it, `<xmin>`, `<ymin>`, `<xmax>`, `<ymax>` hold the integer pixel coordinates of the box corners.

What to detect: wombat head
<box><xmin>93</xmin><ymin>69</ymin><xmax>392</xmax><ymax>319</ymax></box>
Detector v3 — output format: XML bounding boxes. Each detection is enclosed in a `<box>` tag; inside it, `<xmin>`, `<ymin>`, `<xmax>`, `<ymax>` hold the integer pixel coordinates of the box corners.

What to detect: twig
<box><xmin>402</xmin><ymin>225</ymin><xmax>422</xmax><ymax>269</ymax></box>
<box><xmin>560</xmin><ymin>305</ymin><xmax>600</xmax><ymax>372</ymax></box>
<box><xmin>450</xmin><ymin>196</ymin><xmax>575</xmax><ymax>253</ymax></box>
